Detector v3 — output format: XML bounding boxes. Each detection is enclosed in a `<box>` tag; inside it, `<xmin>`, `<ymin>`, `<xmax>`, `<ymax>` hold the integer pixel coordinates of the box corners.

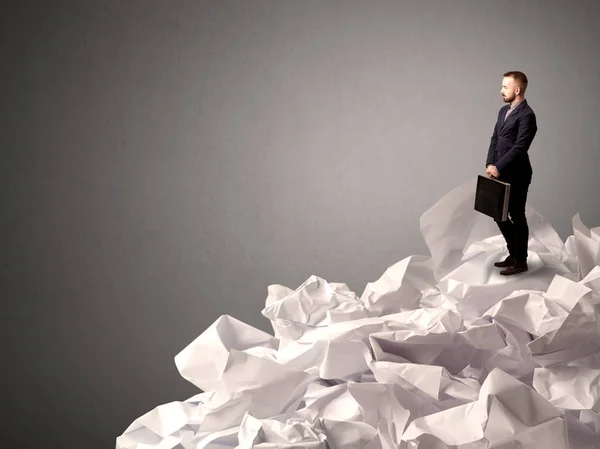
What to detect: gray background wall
<box><xmin>3</xmin><ymin>1</ymin><xmax>599</xmax><ymax>448</ymax></box>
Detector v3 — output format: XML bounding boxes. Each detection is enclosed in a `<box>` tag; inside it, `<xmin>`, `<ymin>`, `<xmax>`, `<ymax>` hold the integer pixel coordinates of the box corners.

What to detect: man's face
<box><xmin>500</xmin><ymin>76</ymin><xmax>519</xmax><ymax>103</ymax></box>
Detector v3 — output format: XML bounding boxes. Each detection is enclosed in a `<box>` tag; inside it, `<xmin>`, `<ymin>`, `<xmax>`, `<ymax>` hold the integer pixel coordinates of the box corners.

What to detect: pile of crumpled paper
<box><xmin>116</xmin><ymin>177</ymin><xmax>600</xmax><ymax>449</ymax></box>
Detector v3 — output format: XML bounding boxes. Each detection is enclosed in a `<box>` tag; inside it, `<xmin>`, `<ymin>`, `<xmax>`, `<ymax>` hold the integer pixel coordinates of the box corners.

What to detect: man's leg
<box><xmin>498</xmin><ymin>181</ymin><xmax>530</xmax><ymax>275</ymax></box>
<box><xmin>508</xmin><ymin>181</ymin><xmax>530</xmax><ymax>263</ymax></box>
<box><xmin>495</xmin><ymin>217</ymin><xmax>515</xmax><ymax>259</ymax></box>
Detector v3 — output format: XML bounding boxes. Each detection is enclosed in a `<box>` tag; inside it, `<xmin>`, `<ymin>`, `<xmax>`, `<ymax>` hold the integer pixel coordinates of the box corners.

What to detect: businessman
<box><xmin>486</xmin><ymin>71</ymin><xmax>537</xmax><ymax>276</ymax></box>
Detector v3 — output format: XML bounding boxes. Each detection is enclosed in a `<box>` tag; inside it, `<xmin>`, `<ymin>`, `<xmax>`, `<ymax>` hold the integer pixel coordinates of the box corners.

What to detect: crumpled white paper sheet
<box><xmin>573</xmin><ymin>213</ymin><xmax>600</xmax><ymax>280</ymax></box>
<box><xmin>403</xmin><ymin>368</ymin><xmax>568</xmax><ymax>448</ymax></box>
<box><xmin>175</xmin><ymin>315</ymin><xmax>280</xmax><ymax>392</ymax></box>
<box><xmin>116</xmin><ymin>177</ymin><xmax>600</xmax><ymax>449</ymax></box>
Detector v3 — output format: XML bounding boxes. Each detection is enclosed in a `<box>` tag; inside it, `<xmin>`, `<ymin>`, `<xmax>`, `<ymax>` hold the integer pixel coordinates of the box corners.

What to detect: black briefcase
<box><xmin>474</xmin><ymin>175</ymin><xmax>511</xmax><ymax>221</ymax></box>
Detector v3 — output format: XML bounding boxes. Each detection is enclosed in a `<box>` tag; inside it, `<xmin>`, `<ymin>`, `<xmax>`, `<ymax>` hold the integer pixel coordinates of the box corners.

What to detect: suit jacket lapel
<box><xmin>499</xmin><ymin>105</ymin><xmax>509</xmax><ymax>128</ymax></box>
<box><xmin>500</xmin><ymin>99</ymin><xmax>527</xmax><ymax>131</ymax></box>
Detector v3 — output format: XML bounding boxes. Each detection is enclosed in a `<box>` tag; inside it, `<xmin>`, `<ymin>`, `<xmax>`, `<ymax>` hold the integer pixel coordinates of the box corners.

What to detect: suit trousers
<box><xmin>494</xmin><ymin>179</ymin><xmax>530</xmax><ymax>262</ymax></box>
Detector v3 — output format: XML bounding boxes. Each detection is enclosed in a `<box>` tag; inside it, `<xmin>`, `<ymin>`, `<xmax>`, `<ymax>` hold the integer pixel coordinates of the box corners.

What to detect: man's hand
<box><xmin>486</xmin><ymin>164</ymin><xmax>500</xmax><ymax>179</ymax></box>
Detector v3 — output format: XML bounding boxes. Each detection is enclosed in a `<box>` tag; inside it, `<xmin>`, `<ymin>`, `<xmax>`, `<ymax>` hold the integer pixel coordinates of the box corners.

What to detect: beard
<box><xmin>502</xmin><ymin>94</ymin><xmax>515</xmax><ymax>103</ymax></box>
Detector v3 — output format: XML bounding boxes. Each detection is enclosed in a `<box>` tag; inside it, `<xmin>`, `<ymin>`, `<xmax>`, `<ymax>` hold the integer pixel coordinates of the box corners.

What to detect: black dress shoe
<box><xmin>500</xmin><ymin>262</ymin><xmax>528</xmax><ymax>276</ymax></box>
<box><xmin>494</xmin><ymin>255</ymin><xmax>515</xmax><ymax>268</ymax></box>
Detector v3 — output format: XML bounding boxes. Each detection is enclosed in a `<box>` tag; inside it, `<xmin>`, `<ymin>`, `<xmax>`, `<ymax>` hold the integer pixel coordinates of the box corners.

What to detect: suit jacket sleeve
<box><xmin>485</xmin><ymin>108</ymin><xmax>503</xmax><ymax>166</ymax></box>
<box><xmin>494</xmin><ymin>111</ymin><xmax>537</xmax><ymax>173</ymax></box>
<box><xmin>486</xmin><ymin>122</ymin><xmax>499</xmax><ymax>167</ymax></box>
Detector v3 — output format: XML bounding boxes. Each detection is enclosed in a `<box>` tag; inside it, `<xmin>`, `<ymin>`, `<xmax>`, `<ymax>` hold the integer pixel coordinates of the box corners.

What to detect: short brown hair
<box><xmin>503</xmin><ymin>71</ymin><xmax>528</xmax><ymax>92</ymax></box>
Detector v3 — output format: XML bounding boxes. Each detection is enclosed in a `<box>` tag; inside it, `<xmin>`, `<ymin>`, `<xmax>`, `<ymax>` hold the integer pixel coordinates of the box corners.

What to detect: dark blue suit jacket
<box><xmin>486</xmin><ymin>99</ymin><xmax>537</xmax><ymax>183</ymax></box>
